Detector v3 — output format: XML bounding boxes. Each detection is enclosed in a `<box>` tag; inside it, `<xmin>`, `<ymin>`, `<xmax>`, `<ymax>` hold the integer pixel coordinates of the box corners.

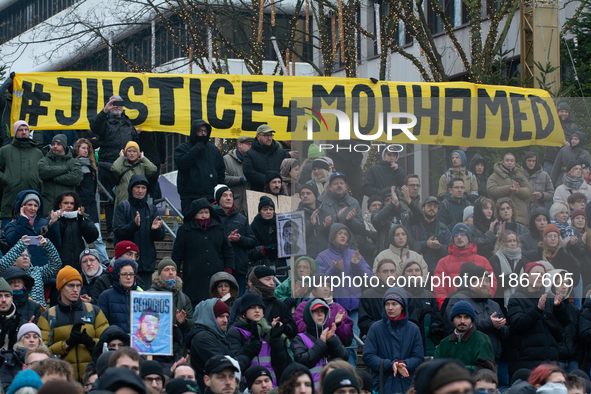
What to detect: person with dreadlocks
<box><xmin>227</xmin><ymin>293</ymin><xmax>292</xmax><ymax>386</ymax></box>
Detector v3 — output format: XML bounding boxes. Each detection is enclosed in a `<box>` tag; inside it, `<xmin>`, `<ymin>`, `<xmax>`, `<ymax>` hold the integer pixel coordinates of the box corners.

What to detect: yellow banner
<box><xmin>11</xmin><ymin>71</ymin><xmax>564</xmax><ymax>147</ymax></box>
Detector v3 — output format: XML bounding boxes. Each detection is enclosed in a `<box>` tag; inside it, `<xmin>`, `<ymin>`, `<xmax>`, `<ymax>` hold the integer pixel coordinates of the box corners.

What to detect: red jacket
<box><xmin>433</xmin><ymin>243</ymin><xmax>496</xmax><ymax>308</ymax></box>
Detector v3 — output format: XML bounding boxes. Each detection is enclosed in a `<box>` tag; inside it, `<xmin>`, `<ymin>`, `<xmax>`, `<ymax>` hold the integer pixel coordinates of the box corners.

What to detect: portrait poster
<box><xmin>246</xmin><ymin>191</ymin><xmax>300</xmax><ymax>224</ymax></box>
<box><xmin>277</xmin><ymin>211</ymin><xmax>306</xmax><ymax>259</ymax></box>
<box><xmin>130</xmin><ymin>291</ymin><xmax>173</xmax><ymax>356</ymax></box>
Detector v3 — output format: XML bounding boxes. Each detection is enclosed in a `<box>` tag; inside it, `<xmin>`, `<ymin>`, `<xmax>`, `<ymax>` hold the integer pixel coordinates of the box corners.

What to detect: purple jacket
<box><xmin>315</xmin><ymin>223</ymin><xmax>373</xmax><ymax>311</ymax></box>
<box><xmin>293</xmin><ymin>299</ymin><xmax>354</xmax><ymax>344</ymax></box>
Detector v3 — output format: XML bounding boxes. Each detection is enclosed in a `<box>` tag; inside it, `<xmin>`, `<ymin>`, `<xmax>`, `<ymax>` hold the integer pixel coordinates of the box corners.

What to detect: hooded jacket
<box><xmin>293</xmin><ymin>297</ymin><xmax>354</xmax><ymax>345</ymax></box>
<box><xmin>110</xmin><ymin>154</ymin><xmax>157</xmax><ymax>207</ymax></box>
<box><xmin>243</xmin><ymin>139</ymin><xmax>290</xmax><ymax>192</ymax></box>
<box><xmin>4</xmin><ymin>189</ymin><xmax>62</xmax><ymax>268</ymax></box>
<box><xmin>0</xmin><ymin>137</ymin><xmax>44</xmax><ymax>218</ymax></box>
<box><xmin>172</xmin><ymin>198</ymin><xmax>234</xmax><ymax>305</ymax></box>
<box><xmin>469</xmin><ymin>154</ymin><xmax>489</xmax><ymax>198</ymax></box>
<box><xmin>373</xmin><ymin>224</ymin><xmax>429</xmax><ymax>277</ymax></box>
<box><xmin>209</xmin><ymin>272</ymin><xmax>239</xmax><ymax>309</ymax></box>
<box><xmin>520</xmin><ymin>208</ymin><xmax>551</xmax><ymax>253</ymax></box>
<box><xmin>522</xmin><ymin>152</ymin><xmax>554</xmax><ymax>217</ymax></box>
<box><xmin>38</xmin><ymin>147</ymin><xmax>83</xmax><ymax>215</ymax></box>
<box><xmin>56</xmin><ymin>212</ymin><xmax>99</xmax><ymax>273</ymax></box>
<box><xmin>1</xmin><ymin>267</ymin><xmax>42</xmax><ymax>323</ymax></box>
<box><xmin>544</xmin><ymin>110</ymin><xmax>579</xmax><ymax>164</ymax></box>
<box><xmin>433</xmin><ymin>243</ymin><xmax>496</xmax><ymax>308</ymax></box>
<box><xmin>315</xmin><ymin>224</ymin><xmax>373</xmax><ymax>312</ymax></box>
<box><xmin>438</xmin><ymin>150</ymin><xmax>479</xmax><ymax>198</ymax></box>
<box><xmin>487</xmin><ymin>162</ymin><xmax>533</xmax><ymax>226</ymax></box>
<box><xmin>223</xmin><ymin>148</ymin><xmax>250</xmax><ymax>215</ymax></box>
<box><xmin>213</xmin><ymin>203</ymin><xmax>257</xmax><ymax>277</ymax></box>
<box><xmin>362</xmin><ymin>287</ymin><xmax>424</xmax><ymax>394</ymax></box>
<box><xmin>291</xmin><ymin>298</ymin><xmax>349</xmax><ymax>387</ymax></box>
<box><xmin>188</xmin><ymin>298</ymin><xmax>255</xmax><ymax>393</ymax></box>
<box><xmin>90</xmin><ymin>325</ymin><xmax>130</xmax><ymax>365</ymax></box>
<box><xmin>507</xmin><ymin>285</ymin><xmax>570</xmax><ymax>375</ymax></box>
<box><xmin>113</xmin><ymin>175</ymin><xmax>166</xmax><ymax>273</ymax></box>
<box><xmin>97</xmin><ymin>258</ymin><xmax>139</xmax><ymax>333</ymax></box>
<box><xmin>174</xmin><ymin>120</ymin><xmax>225</xmax><ymax>201</ymax></box>
<box><xmin>551</xmin><ymin>131</ymin><xmax>591</xmax><ymax>187</ymax></box>
<box><xmin>89</xmin><ymin>110</ymin><xmax>139</xmax><ymax>165</ymax></box>
<box><xmin>361</xmin><ymin>157</ymin><xmax>407</xmax><ymax>198</ymax></box>
<box><xmin>467</xmin><ymin>197</ymin><xmax>497</xmax><ymax>259</ymax></box>
<box><xmin>275</xmin><ymin>256</ymin><xmax>319</xmax><ymax>309</ymax></box>
<box><xmin>150</xmin><ymin>272</ymin><xmax>194</xmax><ymax>333</ymax></box>
<box><xmin>317</xmin><ymin>189</ymin><xmax>365</xmax><ymax>236</ymax></box>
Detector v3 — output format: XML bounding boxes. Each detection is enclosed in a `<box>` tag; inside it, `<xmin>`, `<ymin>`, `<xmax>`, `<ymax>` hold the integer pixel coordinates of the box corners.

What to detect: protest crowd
<box><xmin>0</xmin><ymin>90</ymin><xmax>589</xmax><ymax>394</ymax></box>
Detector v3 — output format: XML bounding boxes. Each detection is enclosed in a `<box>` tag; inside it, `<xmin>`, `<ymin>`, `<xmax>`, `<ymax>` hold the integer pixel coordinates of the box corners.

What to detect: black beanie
<box><xmin>300</xmin><ymin>181</ymin><xmax>319</xmax><ymax>198</ymax></box>
<box><xmin>312</xmin><ymin>158</ymin><xmax>330</xmax><ymax>172</ymax></box>
<box><xmin>414</xmin><ymin>359</ymin><xmax>472</xmax><ymax>394</ymax></box>
<box><xmin>367</xmin><ymin>194</ymin><xmax>383</xmax><ymax>209</ymax></box>
<box><xmin>265</xmin><ymin>171</ymin><xmax>282</xmax><ymax>186</ymax></box>
<box><xmin>356</xmin><ymin>370</ymin><xmax>373</xmax><ymax>392</ymax></box>
<box><xmin>254</xmin><ymin>265</ymin><xmax>275</xmax><ymax>279</ymax></box>
<box><xmin>214</xmin><ymin>185</ymin><xmax>231</xmax><ymax>204</ymax></box>
<box><xmin>258</xmin><ymin>196</ymin><xmax>275</xmax><ymax>211</ymax></box>
<box><xmin>239</xmin><ymin>293</ymin><xmax>266</xmax><ymax>315</ymax></box>
<box><xmin>322</xmin><ymin>369</ymin><xmax>360</xmax><ymax>394</ymax></box>
<box><xmin>567</xmin><ymin>160</ymin><xmax>581</xmax><ymax>173</ymax></box>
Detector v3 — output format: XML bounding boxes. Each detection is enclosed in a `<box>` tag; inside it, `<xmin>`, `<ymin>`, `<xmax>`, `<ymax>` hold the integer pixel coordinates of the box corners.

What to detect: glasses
<box><xmin>453</xmin><ymin>232</ymin><xmax>467</xmax><ymax>238</ymax></box>
<box><xmin>119</xmin><ymin>273</ymin><xmax>135</xmax><ymax>278</ymax></box>
<box><xmin>258</xmin><ymin>133</ymin><xmax>273</xmax><ymax>138</ymax></box>
<box><xmin>498</xmin><ymin>197</ymin><xmax>511</xmax><ymax>203</ymax></box>
<box><xmin>143</xmin><ymin>377</ymin><xmax>163</xmax><ymax>385</ymax></box>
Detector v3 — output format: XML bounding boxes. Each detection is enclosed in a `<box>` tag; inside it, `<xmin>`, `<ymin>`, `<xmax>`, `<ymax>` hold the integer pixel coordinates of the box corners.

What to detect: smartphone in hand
<box><xmin>24</xmin><ymin>236</ymin><xmax>41</xmax><ymax>246</ymax></box>
<box><xmin>112</xmin><ymin>100</ymin><xmax>125</xmax><ymax>106</ymax></box>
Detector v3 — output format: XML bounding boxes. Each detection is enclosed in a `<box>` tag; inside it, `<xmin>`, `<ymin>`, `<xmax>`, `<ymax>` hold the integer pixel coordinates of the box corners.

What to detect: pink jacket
<box><xmin>293</xmin><ymin>299</ymin><xmax>354</xmax><ymax>344</ymax></box>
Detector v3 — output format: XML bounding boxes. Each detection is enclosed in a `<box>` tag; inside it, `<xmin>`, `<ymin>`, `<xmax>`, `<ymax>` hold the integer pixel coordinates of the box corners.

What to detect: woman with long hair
<box><xmin>468</xmin><ymin>197</ymin><xmax>497</xmax><ymax>259</ymax></box>
<box><xmin>488</xmin><ymin>230</ymin><xmax>529</xmax><ymax>308</ymax></box>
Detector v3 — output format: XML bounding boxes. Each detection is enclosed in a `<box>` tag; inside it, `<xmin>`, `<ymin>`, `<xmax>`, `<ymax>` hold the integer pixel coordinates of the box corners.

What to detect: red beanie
<box><xmin>525</xmin><ymin>262</ymin><xmax>546</xmax><ymax>274</ymax></box>
<box><xmin>542</xmin><ymin>223</ymin><xmax>560</xmax><ymax>238</ymax></box>
<box><xmin>114</xmin><ymin>241</ymin><xmax>139</xmax><ymax>259</ymax></box>
<box><xmin>213</xmin><ymin>300</ymin><xmax>230</xmax><ymax>318</ymax></box>
<box><xmin>571</xmin><ymin>209</ymin><xmax>586</xmax><ymax>222</ymax></box>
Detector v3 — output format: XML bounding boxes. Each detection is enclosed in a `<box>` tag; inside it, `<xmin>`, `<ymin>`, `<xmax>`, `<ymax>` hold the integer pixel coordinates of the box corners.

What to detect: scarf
<box><xmin>249</xmin><ymin>273</ymin><xmax>277</xmax><ymax>299</ymax></box>
<box><xmin>454</xmin><ymin>324</ymin><xmax>473</xmax><ymax>341</ymax></box>
<box><xmin>0</xmin><ymin>304</ymin><xmax>17</xmax><ymax>350</ymax></box>
<box><xmin>26</xmin><ymin>215</ymin><xmax>35</xmax><ymax>228</ymax></box>
<box><xmin>236</xmin><ymin>149</ymin><xmax>244</xmax><ymax>161</ymax></box>
<box><xmin>496</xmin><ymin>247</ymin><xmax>522</xmax><ymax>307</ymax></box>
<box><xmin>78</xmin><ymin>157</ymin><xmax>93</xmax><ymax>174</ymax></box>
<box><xmin>250</xmin><ymin>215</ymin><xmax>276</xmax><ymax>246</ymax></box>
<box><xmin>238</xmin><ymin>316</ymin><xmax>287</xmax><ymax>343</ymax></box>
<box><xmin>388</xmin><ymin>311</ymin><xmax>406</xmax><ymax>323</ymax></box>
<box><xmin>501</xmin><ymin>164</ymin><xmax>515</xmax><ymax>173</ymax></box>
<box><xmin>563</xmin><ymin>173</ymin><xmax>584</xmax><ymax>190</ymax></box>
<box><xmin>552</xmin><ymin>219</ymin><xmax>576</xmax><ymax>241</ymax></box>
<box><xmin>221</xmin><ymin>293</ymin><xmax>232</xmax><ymax>302</ymax></box>
<box><xmin>194</xmin><ymin>217</ymin><xmax>211</xmax><ymax>230</ymax></box>
<box><xmin>165</xmin><ymin>279</ymin><xmax>176</xmax><ymax>290</ymax></box>
<box><xmin>82</xmin><ymin>264</ymin><xmax>104</xmax><ymax>283</ymax></box>
<box><xmin>314</xmin><ymin>179</ymin><xmax>328</xmax><ymax>195</ymax></box>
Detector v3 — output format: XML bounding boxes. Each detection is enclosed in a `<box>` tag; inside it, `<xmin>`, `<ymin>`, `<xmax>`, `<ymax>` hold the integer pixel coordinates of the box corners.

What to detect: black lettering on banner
<box><xmin>207</xmin><ymin>78</ymin><xmax>236</xmax><ymax>129</ymax></box>
<box><xmin>242</xmin><ymin>81</ymin><xmax>267</xmax><ymax>131</ymax></box>
<box><xmin>530</xmin><ymin>96</ymin><xmax>555</xmax><ymax>140</ymax></box>
<box><xmin>133</xmin><ymin>296</ymin><xmax>172</xmax><ymax>314</ymax></box>
<box><xmin>190</xmin><ymin>78</ymin><xmax>203</xmax><ymax>126</ymax></box>
<box><xmin>443</xmin><ymin>88</ymin><xmax>471</xmax><ymax>138</ymax></box>
<box><xmin>148</xmin><ymin>77</ymin><xmax>184</xmax><ymax>126</ymax></box>
<box><xmin>412</xmin><ymin>85</ymin><xmax>439</xmax><ymax>136</ymax></box>
<box><xmin>351</xmin><ymin>84</ymin><xmax>375</xmax><ymax>135</ymax></box>
<box><xmin>477</xmin><ymin>89</ymin><xmax>509</xmax><ymax>140</ymax></box>
<box><xmin>510</xmin><ymin>93</ymin><xmax>532</xmax><ymax>142</ymax></box>
<box><xmin>119</xmin><ymin>77</ymin><xmax>148</xmax><ymax>125</ymax></box>
<box><xmin>273</xmin><ymin>82</ymin><xmax>300</xmax><ymax>132</ymax></box>
<box><xmin>56</xmin><ymin>78</ymin><xmax>82</xmax><ymax>126</ymax></box>
<box><xmin>312</xmin><ymin>85</ymin><xmax>345</xmax><ymax>133</ymax></box>
<box><xmin>86</xmin><ymin>79</ymin><xmax>99</xmax><ymax>122</ymax></box>
<box><xmin>380</xmin><ymin>85</ymin><xmax>392</xmax><ymax>131</ymax></box>
<box><xmin>102</xmin><ymin>80</ymin><xmax>114</xmax><ymax>107</ymax></box>
<box><xmin>19</xmin><ymin>81</ymin><xmax>50</xmax><ymax>126</ymax></box>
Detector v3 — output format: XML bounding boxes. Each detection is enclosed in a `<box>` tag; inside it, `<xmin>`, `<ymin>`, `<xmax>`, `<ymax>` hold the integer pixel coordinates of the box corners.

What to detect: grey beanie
<box><xmin>80</xmin><ymin>249</ymin><xmax>100</xmax><ymax>264</ymax></box>
<box><xmin>21</xmin><ymin>193</ymin><xmax>40</xmax><ymax>207</ymax></box>
<box><xmin>51</xmin><ymin>134</ymin><xmax>68</xmax><ymax>150</ymax></box>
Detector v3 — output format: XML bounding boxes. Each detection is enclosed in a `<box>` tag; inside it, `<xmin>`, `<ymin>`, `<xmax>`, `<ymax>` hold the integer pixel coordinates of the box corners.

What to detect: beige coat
<box><xmin>487</xmin><ymin>162</ymin><xmax>533</xmax><ymax>226</ymax></box>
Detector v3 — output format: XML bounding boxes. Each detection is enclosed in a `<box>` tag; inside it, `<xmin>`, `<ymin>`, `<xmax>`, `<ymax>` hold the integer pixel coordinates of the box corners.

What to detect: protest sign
<box><xmin>130</xmin><ymin>291</ymin><xmax>173</xmax><ymax>356</ymax></box>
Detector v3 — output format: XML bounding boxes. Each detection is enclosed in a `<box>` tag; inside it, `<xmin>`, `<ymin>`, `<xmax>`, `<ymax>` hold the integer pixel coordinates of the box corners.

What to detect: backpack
<box><xmin>445</xmin><ymin>169</ymin><xmax>473</xmax><ymax>186</ymax></box>
<box><xmin>46</xmin><ymin>303</ymin><xmax>95</xmax><ymax>346</ymax></box>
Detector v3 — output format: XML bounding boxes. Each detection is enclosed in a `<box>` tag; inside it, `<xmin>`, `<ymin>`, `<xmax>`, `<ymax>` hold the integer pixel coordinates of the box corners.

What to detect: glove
<box><xmin>80</xmin><ymin>329</ymin><xmax>96</xmax><ymax>348</ymax></box>
<box><xmin>242</xmin><ymin>338</ymin><xmax>263</xmax><ymax>359</ymax></box>
<box><xmin>270</xmin><ymin>322</ymin><xmax>286</xmax><ymax>339</ymax></box>
<box><xmin>66</xmin><ymin>331</ymin><xmax>84</xmax><ymax>348</ymax></box>
<box><xmin>249</xmin><ymin>321</ymin><xmax>260</xmax><ymax>340</ymax></box>
<box><xmin>263</xmin><ymin>245</ymin><xmax>277</xmax><ymax>258</ymax></box>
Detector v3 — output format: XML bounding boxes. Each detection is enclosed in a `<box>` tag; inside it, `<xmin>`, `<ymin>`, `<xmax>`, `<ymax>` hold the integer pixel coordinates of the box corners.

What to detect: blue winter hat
<box><xmin>451</xmin><ymin>150</ymin><xmax>467</xmax><ymax>167</ymax></box>
<box><xmin>451</xmin><ymin>223</ymin><xmax>472</xmax><ymax>242</ymax></box>
<box><xmin>7</xmin><ymin>370</ymin><xmax>43</xmax><ymax>394</ymax></box>
<box><xmin>449</xmin><ymin>300</ymin><xmax>476</xmax><ymax>322</ymax></box>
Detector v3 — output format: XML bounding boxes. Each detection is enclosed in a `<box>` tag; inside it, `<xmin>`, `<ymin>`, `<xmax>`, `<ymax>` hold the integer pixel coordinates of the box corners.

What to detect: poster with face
<box><xmin>277</xmin><ymin>211</ymin><xmax>306</xmax><ymax>259</ymax></box>
<box><xmin>130</xmin><ymin>291</ymin><xmax>173</xmax><ymax>356</ymax></box>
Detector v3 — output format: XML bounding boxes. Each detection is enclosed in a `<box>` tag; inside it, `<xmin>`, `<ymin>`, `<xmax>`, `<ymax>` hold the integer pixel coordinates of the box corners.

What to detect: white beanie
<box><xmin>463</xmin><ymin>206</ymin><xmax>474</xmax><ymax>222</ymax></box>
<box><xmin>17</xmin><ymin>323</ymin><xmax>41</xmax><ymax>341</ymax></box>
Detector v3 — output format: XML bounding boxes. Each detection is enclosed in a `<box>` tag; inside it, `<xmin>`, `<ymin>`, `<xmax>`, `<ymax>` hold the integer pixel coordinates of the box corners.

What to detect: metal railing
<box><xmin>153</xmin><ymin>197</ymin><xmax>184</xmax><ymax>239</ymax></box>
<box><xmin>97</xmin><ymin>180</ymin><xmax>114</xmax><ymax>204</ymax></box>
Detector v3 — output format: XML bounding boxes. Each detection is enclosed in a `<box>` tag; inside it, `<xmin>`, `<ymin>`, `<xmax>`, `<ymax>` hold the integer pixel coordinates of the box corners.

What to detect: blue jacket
<box><xmin>3</xmin><ymin>189</ymin><xmax>61</xmax><ymax>267</ymax></box>
<box><xmin>362</xmin><ymin>287</ymin><xmax>424</xmax><ymax>394</ymax></box>
<box><xmin>97</xmin><ymin>259</ymin><xmax>139</xmax><ymax>333</ymax></box>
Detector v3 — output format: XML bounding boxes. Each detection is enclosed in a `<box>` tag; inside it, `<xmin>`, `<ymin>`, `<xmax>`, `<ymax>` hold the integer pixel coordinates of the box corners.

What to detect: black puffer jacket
<box><xmin>172</xmin><ymin>198</ymin><xmax>234</xmax><ymax>305</ymax></box>
<box><xmin>1</xmin><ymin>267</ymin><xmax>42</xmax><ymax>323</ymax></box>
<box><xmin>0</xmin><ymin>348</ymin><xmax>26</xmax><ymax>392</ymax></box>
<box><xmin>371</xmin><ymin>196</ymin><xmax>423</xmax><ymax>255</ymax></box>
<box><xmin>89</xmin><ymin>110</ymin><xmax>139</xmax><ymax>165</ymax></box>
<box><xmin>507</xmin><ymin>286</ymin><xmax>569</xmax><ymax>375</ymax></box>
<box><xmin>361</xmin><ymin>160</ymin><xmax>407</xmax><ymax>197</ymax></box>
<box><xmin>213</xmin><ymin>204</ymin><xmax>257</xmax><ymax>277</ymax></box>
<box><xmin>523</xmin><ymin>246</ymin><xmax>581</xmax><ymax>288</ymax></box>
<box><xmin>468</xmin><ymin>197</ymin><xmax>497</xmax><ymax>259</ymax></box>
<box><xmin>174</xmin><ymin>120</ymin><xmax>225</xmax><ymax>202</ymax></box>
<box><xmin>243</xmin><ymin>139</ymin><xmax>289</xmax><ymax>192</ymax></box>
<box><xmin>113</xmin><ymin>175</ymin><xmax>166</xmax><ymax>273</ymax></box>
<box><xmin>520</xmin><ymin>208</ymin><xmax>550</xmax><ymax>253</ymax></box>
<box><xmin>76</xmin><ymin>157</ymin><xmax>99</xmax><ymax>223</ymax></box>
<box><xmin>56</xmin><ymin>213</ymin><xmax>99</xmax><ymax>272</ymax></box>
<box><xmin>578</xmin><ymin>296</ymin><xmax>591</xmax><ymax>372</ymax></box>
<box><xmin>248</xmin><ymin>213</ymin><xmax>287</xmax><ymax>269</ymax></box>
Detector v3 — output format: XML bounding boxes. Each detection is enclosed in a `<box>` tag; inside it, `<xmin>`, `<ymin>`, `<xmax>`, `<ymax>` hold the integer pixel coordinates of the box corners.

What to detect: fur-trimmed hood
<box><xmin>150</xmin><ymin>272</ymin><xmax>184</xmax><ymax>292</ymax></box>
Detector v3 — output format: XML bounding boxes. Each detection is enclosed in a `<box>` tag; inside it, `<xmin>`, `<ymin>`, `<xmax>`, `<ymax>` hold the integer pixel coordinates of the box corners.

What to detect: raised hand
<box><xmin>333</xmin><ymin>260</ymin><xmax>343</xmax><ymax>271</ymax></box>
<box><xmin>135</xmin><ymin>211</ymin><xmax>141</xmax><ymax>227</ymax></box>
<box><xmin>489</xmin><ymin>219</ymin><xmax>498</xmax><ymax>233</ymax></box>
<box><xmin>77</xmin><ymin>206</ymin><xmax>85</xmax><ymax>216</ymax></box>
<box><xmin>176</xmin><ymin>309</ymin><xmax>187</xmax><ymax>325</ymax></box>
<box><xmin>351</xmin><ymin>251</ymin><xmax>361</xmax><ymax>265</ymax></box>
<box><xmin>335</xmin><ymin>309</ymin><xmax>345</xmax><ymax>325</ymax></box>
<box><xmin>310</xmin><ymin>209</ymin><xmax>319</xmax><ymax>226</ymax></box>
<box><xmin>38</xmin><ymin>235</ymin><xmax>47</xmax><ymax>247</ymax></box>
<box><xmin>345</xmin><ymin>208</ymin><xmax>356</xmax><ymax>221</ymax></box>
<box><xmin>538</xmin><ymin>293</ymin><xmax>547</xmax><ymax>310</ymax></box>
<box><xmin>151</xmin><ymin>216</ymin><xmax>162</xmax><ymax>230</ymax></box>
<box><xmin>337</xmin><ymin>207</ymin><xmax>347</xmax><ymax>220</ymax></box>
<box><xmin>228</xmin><ymin>229</ymin><xmax>241</xmax><ymax>242</ymax></box>
<box><xmin>324</xmin><ymin>215</ymin><xmax>333</xmax><ymax>228</ymax></box>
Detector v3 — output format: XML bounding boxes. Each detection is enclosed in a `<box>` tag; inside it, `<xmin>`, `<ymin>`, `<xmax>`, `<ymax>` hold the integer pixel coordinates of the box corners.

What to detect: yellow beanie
<box><xmin>56</xmin><ymin>266</ymin><xmax>83</xmax><ymax>292</ymax></box>
<box><xmin>125</xmin><ymin>141</ymin><xmax>140</xmax><ymax>153</ymax></box>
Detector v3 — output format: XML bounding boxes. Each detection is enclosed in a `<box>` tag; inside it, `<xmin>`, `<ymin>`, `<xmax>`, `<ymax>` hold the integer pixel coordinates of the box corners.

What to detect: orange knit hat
<box><xmin>56</xmin><ymin>266</ymin><xmax>83</xmax><ymax>291</ymax></box>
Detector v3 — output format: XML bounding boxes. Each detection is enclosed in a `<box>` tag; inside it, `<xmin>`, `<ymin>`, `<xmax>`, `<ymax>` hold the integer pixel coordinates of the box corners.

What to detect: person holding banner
<box><xmin>38</xmin><ymin>266</ymin><xmax>109</xmax><ymax>381</ymax></box>
<box><xmin>227</xmin><ymin>293</ymin><xmax>292</xmax><ymax>386</ymax></box>
<box><xmin>172</xmin><ymin>198</ymin><xmax>234</xmax><ymax>306</ymax></box>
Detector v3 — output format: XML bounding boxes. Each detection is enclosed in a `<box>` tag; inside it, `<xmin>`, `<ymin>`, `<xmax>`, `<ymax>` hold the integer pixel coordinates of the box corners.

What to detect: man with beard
<box><xmin>245</xmin><ymin>366</ymin><xmax>273</xmax><ymax>394</ymax></box>
<box><xmin>263</xmin><ymin>172</ymin><xmax>285</xmax><ymax>196</ymax></box>
<box><xmin>188</xmin><ymin>299</ymin><xmax>258</xmax><ymax>392</ymax></box>
<box><xmin>90</xmin><ymin>96</ymin><xmax>140</xmax><ymax>241</ymax></box>
<box><xmin>0</xmin><ymin>277</ymin><xmax>26</xmax><ymax>350</ymax></box>
<box><xmin>132</xmin><ymin>309</ymin><xmax>160</xmax><ymax>353</ymax></box>
<box><xmin>358</xmin><ymin>259</ymin><xmax>397</xmax><ymax>337</ymax></box>
<box><xmin>412</xmin><ymin>197</ymin><xmax>451</xmax><ymax>273</ymax></box>
<box><xmin>203</xmin><ymin>355</ymin><xmax>240</xmax><ymax>394</ymax></box>
<box><xmin>433</xmin><ymin>300</ymin><xmax>495</xmax><ymax>373</ymax></box>
<box><xmin>79</xmin><ymin>249</ymin><xmax>103</xmax><ymax>303</ymax></box>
